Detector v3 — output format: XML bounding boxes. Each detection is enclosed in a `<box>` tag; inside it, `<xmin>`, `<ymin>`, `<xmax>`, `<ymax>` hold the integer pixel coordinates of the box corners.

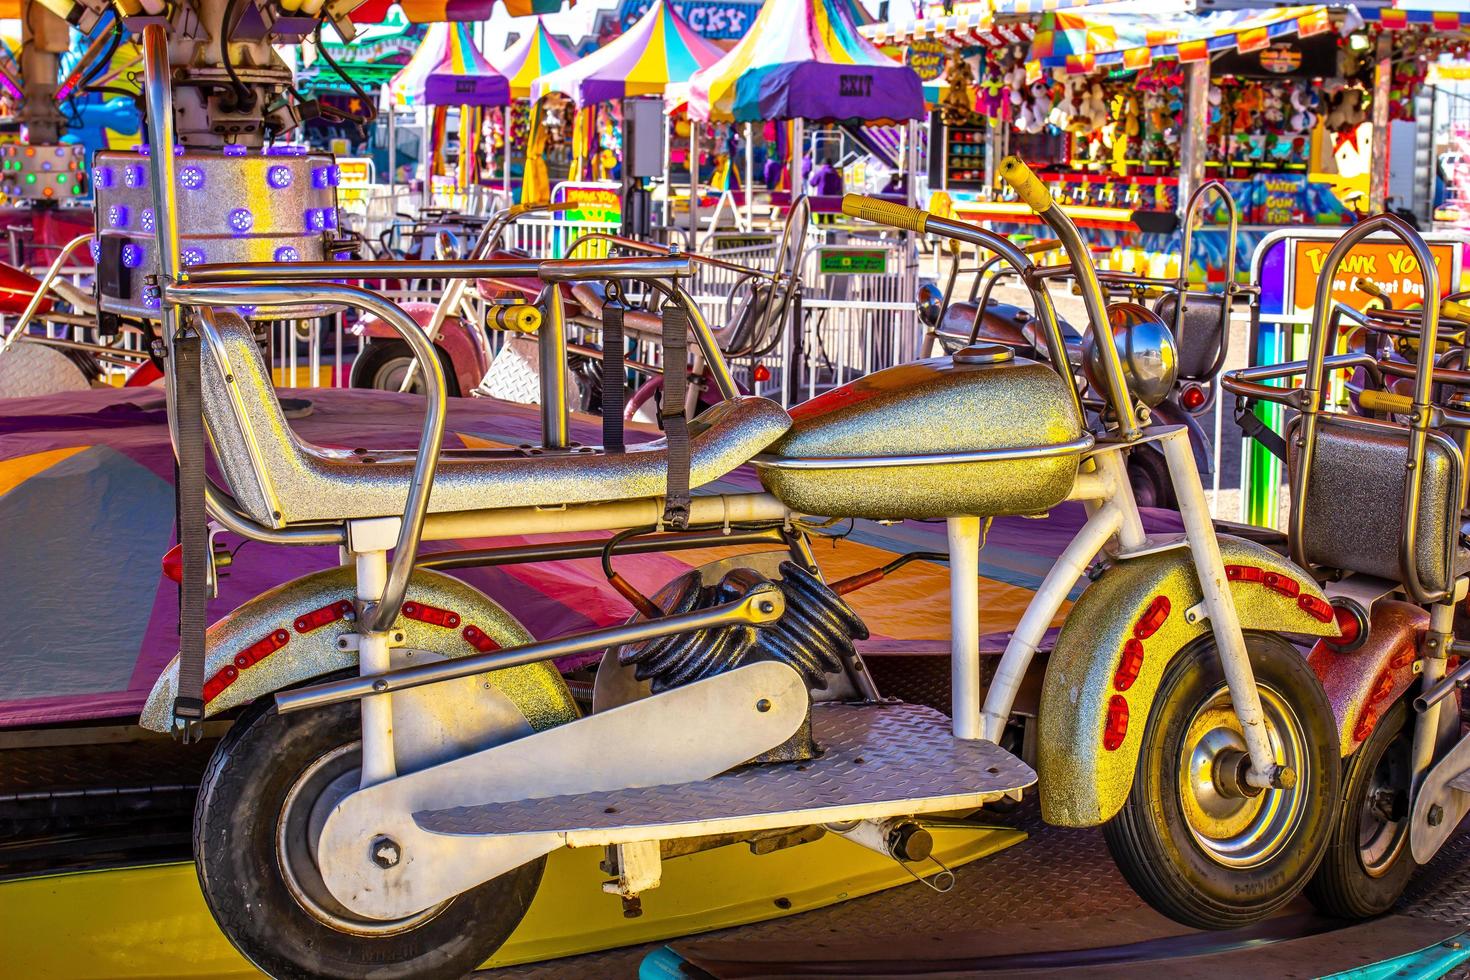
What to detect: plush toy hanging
<box><xmin>939</xmin><ymin>53</ymin><xmax>982</xmax><ymax>127</ymax></box>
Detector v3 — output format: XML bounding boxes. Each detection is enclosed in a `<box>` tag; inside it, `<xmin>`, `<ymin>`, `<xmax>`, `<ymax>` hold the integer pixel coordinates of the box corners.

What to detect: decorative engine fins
<box><xmin>619</xmin><ymin>561</ymin><xmax>870</xmax><ymax>695</ymax></box>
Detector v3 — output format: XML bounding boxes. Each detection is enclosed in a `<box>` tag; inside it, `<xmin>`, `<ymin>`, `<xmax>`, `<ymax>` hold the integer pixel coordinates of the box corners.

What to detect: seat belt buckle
<box><xmin>171</xmin><ymin>697</ymin><xmax>206</xmax><ymax>743</ymax></box>
<box><xmin>662</xmin><ymin>497</ymin><xmax>691</xmax><ymax>530</ymax></box>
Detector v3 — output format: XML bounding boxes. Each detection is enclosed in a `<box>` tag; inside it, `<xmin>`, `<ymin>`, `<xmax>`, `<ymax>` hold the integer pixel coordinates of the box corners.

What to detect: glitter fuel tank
<box><xmin>753</xmin><ymin>350</ymin><xmax>1090</xmax><ymax>521</ymax></box>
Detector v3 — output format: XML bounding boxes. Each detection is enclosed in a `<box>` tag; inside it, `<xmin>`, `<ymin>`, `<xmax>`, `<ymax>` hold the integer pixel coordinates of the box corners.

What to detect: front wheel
<box><xmin>1305</xmin><ymin>699</ymin><xmax>1416</xmax><ymax>918</ymax></box>
<box><xmin>1104</xmin><ymin>632</ymin><xmax>1340</xmax><ymax>929</ymax></box>
<box><xmin>350</xmin><ymin>339</ymin><xmax>462</xmax><ymax>397</ymax></box>
<box><xmin>195</xmin><ymin>696</ymin><xmax>541</xmax><ymax>979</ymax></box>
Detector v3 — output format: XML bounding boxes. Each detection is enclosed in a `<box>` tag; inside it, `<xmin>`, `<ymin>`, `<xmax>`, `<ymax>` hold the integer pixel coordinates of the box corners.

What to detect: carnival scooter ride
<box><xmin>134</xmin><ymin>73</ymin><xmax>1346</xmax><ymax>972</ymax></box>
<box><xmin>1224</xmin><ymin>215</ymin><xmax>1470</xmax><ymax>918</ymax></box>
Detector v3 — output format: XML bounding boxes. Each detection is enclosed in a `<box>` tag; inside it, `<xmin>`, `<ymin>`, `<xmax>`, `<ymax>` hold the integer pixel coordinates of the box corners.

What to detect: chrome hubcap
<box><xmin>1358</xmin><ymin>731</ymin><xmax>1410</xmax><ymax>877</ymax></box>
<box><xmin>1178</xmin><ymin>684</ymin><xmax>1309</xmax><ymax>868</ymax></box>
<box><xmin>276</xmin><ymin>742</ymin><xmax>447</xmax><ymax>935</ymax></box>
<box><xmin>373</xmin><ymin>356</ymin><xmax>426</xmax><ymax>395</ymax></box>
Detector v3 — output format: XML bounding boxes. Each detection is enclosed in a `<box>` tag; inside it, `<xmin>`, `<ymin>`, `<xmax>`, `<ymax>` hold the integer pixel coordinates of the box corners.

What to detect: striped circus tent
<box><xmin>386</xmin><ymin>21</ymin><xmax>510</xmax><ymax>107</ymax></box>
<box><xmin>529</xmin><ymin>0</ymin><xmax>724</xmax><ymax>107</ymax></box>
<box><xmin>682</xmin><ymin>0</ymin><xmax>925</xmax><ymax>123</ymax></box>
<box><xmin>491</xmin><ymin>17</ymin><xmax>576</xmax><ymax>99</ymax></box>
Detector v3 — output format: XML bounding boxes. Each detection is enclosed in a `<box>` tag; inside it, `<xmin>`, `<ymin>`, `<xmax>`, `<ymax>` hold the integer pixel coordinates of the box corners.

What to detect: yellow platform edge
<box><xmin>1</xmin><ymin>825</ymin><xmax>1024</xmax><ymax>978</ymax></box>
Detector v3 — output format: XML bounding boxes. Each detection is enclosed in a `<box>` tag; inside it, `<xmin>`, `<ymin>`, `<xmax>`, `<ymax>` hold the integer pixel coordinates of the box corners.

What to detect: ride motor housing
<box><xmin>91</xmin><ymin>147</ymin><xmax>339</xmax><ymax>320</ymax></box>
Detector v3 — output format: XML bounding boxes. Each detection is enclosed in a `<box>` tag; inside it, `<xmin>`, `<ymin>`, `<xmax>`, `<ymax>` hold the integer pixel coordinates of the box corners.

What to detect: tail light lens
<box><xmin>1180</xmin><ymin>382</ymin><xmax>1207</xmax><ymax>412</ymax></box>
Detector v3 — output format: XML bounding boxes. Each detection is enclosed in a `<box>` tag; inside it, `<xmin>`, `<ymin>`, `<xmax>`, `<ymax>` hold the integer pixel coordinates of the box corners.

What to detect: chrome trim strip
<box><xmin>750</xmin><ymin>433</ymin><xmax>1095</xmax><ymax>470</ymax></box>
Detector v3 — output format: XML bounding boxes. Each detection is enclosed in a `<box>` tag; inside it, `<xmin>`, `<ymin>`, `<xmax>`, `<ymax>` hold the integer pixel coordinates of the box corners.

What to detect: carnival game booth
<box><xmin>385</xmin><ymin>22</ymin><xmax>511</xmax><ymax>213</ymax></box>
<box><xmin>897</xmin><ymin>3</ymin><xmax>1464</xmax><ymax>283</ymax></box>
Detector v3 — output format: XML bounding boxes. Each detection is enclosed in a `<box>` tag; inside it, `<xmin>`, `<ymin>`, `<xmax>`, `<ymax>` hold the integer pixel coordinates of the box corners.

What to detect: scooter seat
<box><xmin>199</xmin><ymin>311</ymin><xmax>792</xmax><ymax>528</ymax></box>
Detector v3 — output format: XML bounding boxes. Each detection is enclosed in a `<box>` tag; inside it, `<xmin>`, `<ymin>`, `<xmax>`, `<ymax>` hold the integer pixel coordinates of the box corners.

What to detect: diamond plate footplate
<box><xmin>417</xmin><ymin>703</ymin><xmax>1036</xmax><ymax>843</ymax></box>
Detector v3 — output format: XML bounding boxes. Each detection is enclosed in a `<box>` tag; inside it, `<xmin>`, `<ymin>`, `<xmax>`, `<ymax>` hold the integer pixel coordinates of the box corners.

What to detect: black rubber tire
<box><xmin>195</xmin><ymin>697</ymin><xmax>542</xmax><ymax>979</ymax></box>
<box><xmin>1305</xmin><ymin>699</ymin><xmax>1417</xmax><ymax>918</ymax></box>
<box><xmin>1103</xmin><ymin>632</ymin><xmax>1340</xmax><ymax>930</ymax></box>
<box><xmin>1127</xmin><ymin>444</ymin><xmax>1177</xmax><ymax>510</ymax></box>
<box><xmin>350</xmin><ymin>339</ymin><xmax>462</xmax><ymax>397</ymax></box>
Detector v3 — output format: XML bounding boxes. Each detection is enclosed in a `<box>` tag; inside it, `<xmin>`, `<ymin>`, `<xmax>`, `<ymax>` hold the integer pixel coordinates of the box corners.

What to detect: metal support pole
<box><xmin>688</xmin><ymin>125</ymin><xmax>700</xmax><ymax>249</ymax></box>
<box><xmin>387</xmin><ymin>103</ymin><xmax>397</xmax><ymax>194</ymax></box>
<box><xmin>538</xmin><ymin>284</ymin><xmax>570</xmax><ymax>448</ymax></box>
<box><xmin>663</xmin><ymin>110</ymin><xmax>673</xmax><ymax>229</ymax></box>
<box><xmin>948</xmin><ymin>516</ymin><xmax>982</xmax><ymax>740</ymax></box>
<box><xmin>745</xmin><ymin>121</ymin><xmax>755</xmax><ymax>229</ymax></box>
<box><xmin>1179</xmin><ymin>60</ymin><xmax>1209</xmax><ymax>219</ymax></box>
<box><xmin>356</xmin><ymin>549</ymin><xmax>397</xmax><ymax>787</ymax></box>
<box><xmin>791</xmin><ymin>117</ymin><xmax>805</xmax><ymax>200</ymax></box>
<box><xmin>1370</xmin><ymin>31</ymin><xmax>1393</xmax><ymax>214</ymax></box>
<box><xmin>1413</xmin><ymin>601</ymin><xmax>1454</xmax><ymax>786</ymax></box>
<box><xmin>904</xmin><ymin>119</ymin><xmax>919</xmax><ymax>209</ymax></box>
<box><xmin>503</xmin><ymin>105</ymin><xmax>512</xmax><ymax>198</ymax></box>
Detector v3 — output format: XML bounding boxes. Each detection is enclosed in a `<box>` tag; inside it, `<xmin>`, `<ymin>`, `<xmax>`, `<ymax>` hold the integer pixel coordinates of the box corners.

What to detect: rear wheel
<box><xmin>195</xmin><ymin>697</ymin><xmax>540</xmax><ymax>979</ymax></box>
<box><xmin>1104</xmin><ymin>632</ymin><xmax>1339</xmax><ymax>929</ymax></box>
<box><xmin>350</xmin><ymin>340</ymin><xmax>461</xmax><ymax>397</ymax></box>
<box><xmin>1126</xmin><ymin>444</ymin><xmax>1177</xmax><ymax>510</ymax></box>
<box><xmin>1306</xmin><ymin>699</ymin><xmax>1416</xmax><ymax>918</ymax></box>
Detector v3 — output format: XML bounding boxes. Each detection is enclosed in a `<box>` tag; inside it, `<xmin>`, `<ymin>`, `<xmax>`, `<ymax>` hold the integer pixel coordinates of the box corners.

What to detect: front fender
<box><xmin>139</xmin><ymin>566</ymin><xmax>577</xmax><ymax>734</ymax></box>
<box><xmin>1038</xmin><ymin>535</ymin><xmax>1337</xmax><ymax>827</ymax></box>
<box><xmin>356</xmin><ymin>300</ymin><xmax>490</xmax><ymax>395</ymax></box>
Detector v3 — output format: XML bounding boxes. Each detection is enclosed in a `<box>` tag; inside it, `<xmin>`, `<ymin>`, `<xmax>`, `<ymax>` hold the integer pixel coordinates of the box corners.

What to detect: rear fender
<box><xmin>1146</xmin><ymin>398</ymin><xmax>1213</xmax><ymax>474</ymax></box>
<box><xmin>355</xmin><ymin>300</ymin><xmax>489</xmax><ymax>395</ymax></box>
<box><xmin>1037</xmin><ymin>535</ymin><xmax>1338</xmax><ymax>827</ymax></box>
<box><xmin>1308</xmin><ymin>599</ymin><xmax>1426</xmax><ymax>756</ymax></box>
<box><xmin>139</xmin><ymin>566</ymin><xmax>577</xmax><ymax>734</ymax></box>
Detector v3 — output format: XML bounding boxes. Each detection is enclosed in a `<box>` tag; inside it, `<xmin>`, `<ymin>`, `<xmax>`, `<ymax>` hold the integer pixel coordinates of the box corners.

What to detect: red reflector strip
<box><xmin>1262</xmin><ymin>571</ymin><xmax>1301</xmax><ymax>597</ymax></box>
<box><xmin>462</xmin><ymin>624</ymin><xmax>501</xmax><ymax>653</ymax></box>
<box><xmin>1134</xmin><ymin>595</ymin><xmax>1171</xmax><ymax>640</ymax></box>
<box><xmin>1297</xmin><ymin>594</ymin><xmax>1333</xmax><ymax>623</ymax></box>
<box><xmin>294</xmin><ymin>599</ymin><xmax>355</xmax><ymax>634</ymax></box>
<box><xmin>1225</xmin><ymin>564</ymin><xmax>1263</xmax><ymax>582</ymax></box>
<box><xmin>1353</xmin><ymin>708</ymin><xmax>1376</xmax><ymax>743</ymax></box>
<box><xmin>204</xmin><ymin>628</ymin><xmax>289</xmax><ymax>703</ymax></box>
<box><xmin>1113</xmin><ymin>638</ymin><xmax>1145</xmax><ymax>691</ymax></box>
<box><xmin>1103</xmin><ymin>695</ymin><xmax>1129</xmax><ymax>751</ymax></box>
<box><xmin>1368</xmin><ymin>668</ymin><xmax>1395</xmax><ymax>705</ymax></box>
<box><xmin>402</xmin><ymin>601</ymin><xmax>461</xmax><ymax>629</ymax></box>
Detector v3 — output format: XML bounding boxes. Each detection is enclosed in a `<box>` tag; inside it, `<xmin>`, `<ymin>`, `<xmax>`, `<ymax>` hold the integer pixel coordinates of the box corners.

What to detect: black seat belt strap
<box><xmin>601</xmin><ymin>300</ymin><xmax>626</xmax><ymax>453</ymax></box>
<box><xmin>1234</xmin><ymin>398</ymin><xmax>1288</xmax><ymax>463</ymax></box>
<box><xmin>172</xmin><ymin>323</ymin><xmax>208</xmax><ymax>742</ymax></box>
<box><xmin>660</xmin><ymin>302</ymin><xmax>692</xmax><ymax>529</ymax></box>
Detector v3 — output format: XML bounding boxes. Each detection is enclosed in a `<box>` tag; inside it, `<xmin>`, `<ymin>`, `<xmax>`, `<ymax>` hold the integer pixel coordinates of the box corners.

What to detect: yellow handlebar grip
<box><xmin>1023</xmin><ymin>237</ymin><xmax>1061</xmax><ymax>255</ymax></box>
<box><xmin>1355</xmin><ymin>277</ymin><xmax>1384</xmax><ymax>299</ymax></box>
<box><xmin>1442</xmin><ymin>298</ymin><xmax>1470</xmax><ymax>325</ymax></box>
<box><xmin>1359</xmin><ymin>389</ymin><xmax>1413</xmax><ymax>414</ymax></box>
<box><xmin>490</xmin><ymin>304</ymin><xmax>543</xmax><ymax>334</ymax></box>
<box><xmin>840</xmin><ymin>194</ymin><xmax>929</xmax><ymax>234</ymax></box>
<box><xmin>998</xmin><ymin>156</ymin><xmax>1054</xmax><ymax>214</ymax></box>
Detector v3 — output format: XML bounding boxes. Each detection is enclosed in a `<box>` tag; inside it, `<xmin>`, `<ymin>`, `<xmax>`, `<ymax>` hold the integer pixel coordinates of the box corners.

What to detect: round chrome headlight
<box><xmin>1084</xmin><ymin>302</ymin><xmax>1178</xmax><ymax>409</ymax></box>
<box><xmin>916</xmin><ymin>280</ymin><xmax>943</xmax><ymax>328</ymax></box>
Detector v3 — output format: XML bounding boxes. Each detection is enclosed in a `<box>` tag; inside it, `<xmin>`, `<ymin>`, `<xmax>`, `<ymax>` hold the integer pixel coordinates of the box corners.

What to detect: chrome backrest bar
<box><xmin>1292</xmin><ymin>215</ymin><xmax>1448</xmax><ymax>603</ymax></box>
<box><xmin>167</xmin><ymin>279</ymin><xmax>447</xmax><ymax>632</ymax></box>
